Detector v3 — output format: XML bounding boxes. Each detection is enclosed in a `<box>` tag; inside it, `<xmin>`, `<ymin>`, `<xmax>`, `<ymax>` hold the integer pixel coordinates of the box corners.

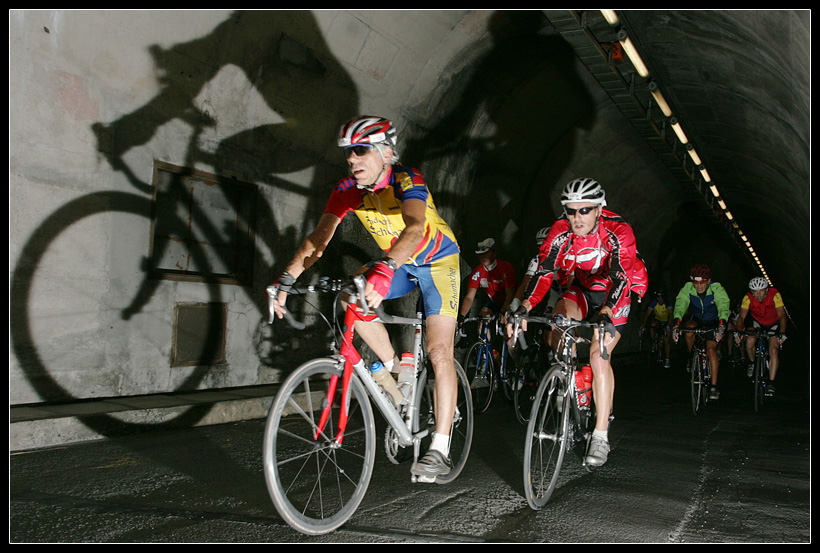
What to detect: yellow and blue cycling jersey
<box><xmin>324</xmin><ymin>165</ymin><xmax>461</xmax><ymax>318</ymax></box>
<box><xmin>647</xmin><ymin>298</ymin><xmax>673</xmax><ymax>324</ymax></box>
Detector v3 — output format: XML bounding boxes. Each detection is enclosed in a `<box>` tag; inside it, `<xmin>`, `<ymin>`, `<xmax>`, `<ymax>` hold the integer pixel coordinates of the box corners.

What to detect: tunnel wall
<box><xmin>10</xmin><ymin>10</ymin><xmax>756</xmax><ymax>408</ymax></box>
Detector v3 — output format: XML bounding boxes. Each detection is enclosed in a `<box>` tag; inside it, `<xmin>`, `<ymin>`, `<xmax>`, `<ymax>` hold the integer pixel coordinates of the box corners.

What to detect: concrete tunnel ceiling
<box><xmin>397</xmin><ymin>10</ymin><xmax>809</xmax><ymax>334</ymax></box>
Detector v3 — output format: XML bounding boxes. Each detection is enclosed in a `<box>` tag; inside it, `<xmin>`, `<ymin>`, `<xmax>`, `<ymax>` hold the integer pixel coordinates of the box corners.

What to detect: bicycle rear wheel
<box><xmin>754</xmin><ymin>354</ymin><xmax>766</xmax><ymax>412</ymax></box>
<box><xmin>514</xmin><ymin>343</ymin><xmax>547</xmax><ymax>425</ymax></box>
<box><xmin>523</xmin><ymin>366</ymin><xmax>570</xmax><ymax>509</ymax></box>
<box><xmin>464</xmin><ymin>341</ymin><xmax>494</xmax><ymax>413</ymax></box>
<box><xmin>263</xmin><ymin>358</ymin><xmax>376</xmax><ymax>535</ymax></box>
<box><xmin>414</xmin><ymin>359</ymin><xmax>474</xmax><ymax>484</ymax></box>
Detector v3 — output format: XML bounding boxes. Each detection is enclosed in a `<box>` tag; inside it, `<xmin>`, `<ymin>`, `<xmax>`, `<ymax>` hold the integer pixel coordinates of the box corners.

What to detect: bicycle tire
<box><xmin>263</xmin><ymin>358</ymin><xmax>376</xmax><ymax>535</ymax></box>
<box><xmin>523</xmin><ymin>366</ymin><xmax>570</xmax><ymax>509</ymax></box>
<box><xmin>690</xmin><ymin>351</ymin><xmax>703</xmax><ymax>415</ymax></box>
<box><xmin>465</xmin><ymin>341</ymin><xmax>494</xmax><ymax>413</ymax></box>
<box><xmin>514</xmin><ymin>343</ymin><xmax>546</xmax><ymax>425</ymax></box>
<box><xmin>754</xmin><ymin>354</ymin><xmax>765</xmax><ymax>412</ymax></box>
<box><xmin>413</xmin><ymin>359</ymin><xmax>473</xmax><ymax>484</ymax></box>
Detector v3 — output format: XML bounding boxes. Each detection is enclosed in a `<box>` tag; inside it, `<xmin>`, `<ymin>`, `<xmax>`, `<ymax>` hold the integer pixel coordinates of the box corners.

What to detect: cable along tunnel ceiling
<box><xmin>534</xmin><ymin>10</ymin><xmax>809</xmax><ymax>329</ymax></box>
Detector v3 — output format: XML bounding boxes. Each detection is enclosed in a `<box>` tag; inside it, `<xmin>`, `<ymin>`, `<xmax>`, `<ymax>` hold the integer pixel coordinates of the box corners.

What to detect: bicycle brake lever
<box><xmin>265</xmin><ymin>284</ymin><xmax>306</xmax><ymax>329</ymax></box>
<box><xmin>353</xmin><ymin>274</ymin><xmax>370</xmax><ymax>317</ymax></box>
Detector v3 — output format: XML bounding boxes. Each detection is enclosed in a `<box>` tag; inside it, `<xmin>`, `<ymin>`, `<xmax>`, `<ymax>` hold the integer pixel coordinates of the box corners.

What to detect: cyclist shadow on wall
<box><xmin>11</xmin><ymin>11</ymin><xmax>360</xmax><ymax>435</ymax></box>
<box><xmin>403</xmin><ymin>11</ymin><xmax>595</xmax><ymax>270</ymax></box>
<box><xmin>91</xmin><ymin>10</ymin><xmax>361</xmax><ymax>357</ymax></box>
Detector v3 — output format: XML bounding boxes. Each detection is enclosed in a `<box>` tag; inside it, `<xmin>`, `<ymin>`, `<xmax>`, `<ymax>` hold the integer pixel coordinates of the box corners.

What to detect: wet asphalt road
<box><xmin>10</xmin><ymin>352</ymin><xmax>810</xmax><ymax>543</ymax></box>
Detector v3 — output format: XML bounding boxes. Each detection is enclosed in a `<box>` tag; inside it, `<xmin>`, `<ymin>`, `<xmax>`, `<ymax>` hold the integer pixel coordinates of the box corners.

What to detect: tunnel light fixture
<box><xmin>686</xmin><ymin>144</ymin><xmax>702</xmax><ymax>165</ymax></box>
<box><xmin>616</xmin><ymin>29</ymin><xmax>650</xmax><ymax>78</ymax></box>
<box><xmin>718</xmin><ymin>199</ymin><xmax>727</xmax><ymax>210</ymax></box>
<box><xmin>700</xmin><ymin>166</ymin><xmax>712</xmax><ymax>183</ymax></box>
<box><xmin>648</xmin><ymin>81</ymin><xmax>673</xmax><ymax>117</ymax></box>
<box><xmin>669</xmin><ymin>117</ymin><xmax>689</xmax><ymax>144</ymax></box>
<box><xmin>708</xmin><ymin>183</ymin><xmax>719</xmax><ymax>197</ymax></box>
<box><xmin>601</xmin><ymin>10</ymin><xmax>620</xmax><ymax>25</ymax></box>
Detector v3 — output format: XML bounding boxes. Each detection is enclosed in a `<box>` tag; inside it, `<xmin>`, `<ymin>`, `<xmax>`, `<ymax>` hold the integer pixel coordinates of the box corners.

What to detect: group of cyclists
<box><xmin>642</xmin><ymin>266</ymin><xmax>787</xmax><ymax>400</ymax></box>
<box><xmin>269</xmin><ymin>114</ymin><xmax>786</xmax><ymax>482</ymax></box>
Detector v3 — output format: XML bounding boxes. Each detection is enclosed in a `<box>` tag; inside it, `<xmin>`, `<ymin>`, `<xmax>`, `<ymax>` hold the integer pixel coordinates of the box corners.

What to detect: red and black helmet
<box><xmin>338</xmin><ymin>116</ymin><xmax>397</xmax><ymax>148</ymax></box>
<box><xmin>689</xmin><ymin>264</ymin><xmax>711</xmax><ymax>282</ymax></box>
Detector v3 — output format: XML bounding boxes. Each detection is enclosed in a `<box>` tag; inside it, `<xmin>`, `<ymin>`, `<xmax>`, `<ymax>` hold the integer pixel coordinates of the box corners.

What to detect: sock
<box><xmin>593</xmin><ymin>429</ymin><xmax>608</xmax><ymax>442</ymax></box>
<box><xmin>383</xmin><ymin>357</ymin><xmax>395</xmax><ymax>372</ymax></box>
<box><xmin>430</xmin><ymin>432</ymin><xmax>450</xmax><ymax>456</ymax></box>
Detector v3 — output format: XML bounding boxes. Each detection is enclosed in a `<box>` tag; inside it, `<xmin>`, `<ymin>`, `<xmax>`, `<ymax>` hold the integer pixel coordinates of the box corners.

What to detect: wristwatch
<box><xmin>379</xmin><ymin>257</ymin><xmax>398</xmax><ymax>271</ymax></box>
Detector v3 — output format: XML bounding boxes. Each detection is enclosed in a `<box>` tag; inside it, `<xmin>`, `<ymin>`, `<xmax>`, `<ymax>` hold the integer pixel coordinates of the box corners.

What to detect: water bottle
<box><xmin>575</xmin><ymin>365</ymin><xmax>593</xmax><ymax>408</ymax></box>
<box><xmin>370</xmin><ymin>361</ymin><xmax>404</xmax><ymax>406</ymax></box>
<box><xmin>397</xmin><ymin>352</ymin><xmax>415</xmax><ymax>401</ymax></box>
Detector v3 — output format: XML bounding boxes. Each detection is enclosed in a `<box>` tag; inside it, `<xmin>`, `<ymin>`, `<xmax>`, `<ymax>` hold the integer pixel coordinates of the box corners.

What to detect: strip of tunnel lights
<box><xmin>600</xmin><ymin>10</ymin><xmax>772</xmax><ymax>284</ymax></box>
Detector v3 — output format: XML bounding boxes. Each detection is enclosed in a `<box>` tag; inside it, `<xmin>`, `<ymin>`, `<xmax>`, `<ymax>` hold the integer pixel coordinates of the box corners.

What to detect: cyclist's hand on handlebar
<box><xmin>363</xmin><ymin>258</ymin><xmax>395</xmax><ymax>309</ymax></box>
<box><xmin>505</xmin><ymin>303</ymin><xmax>529</xmax><ymax>337</ymax></box>
<box><xmin>267</xmin><ymin>272</ymin><xmax>296</xmax><ymax>321</ymax></box>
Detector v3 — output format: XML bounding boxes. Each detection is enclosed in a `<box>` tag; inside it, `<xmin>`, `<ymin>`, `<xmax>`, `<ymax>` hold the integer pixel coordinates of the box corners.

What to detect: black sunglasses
<box><xmin>564</xmin><ymin>206</ymin><xmax>598</xmax><ymax>216</ymax></box>
<box><xmin>344</xmin><ymin>144</ymin><xmax>375</xmax><ymax>158</ymax></box>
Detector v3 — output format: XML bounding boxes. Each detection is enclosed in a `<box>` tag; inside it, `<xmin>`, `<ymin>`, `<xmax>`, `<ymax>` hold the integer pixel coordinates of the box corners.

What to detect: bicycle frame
<box><xmin>272</xmin><ymin>275</ymin><xmax>426</xmax><ymax>449</ymax></box>
<box><xmin>327</xmin><ymin>301</ymin><xmax>425</xmax><ymax>448</ymax></box>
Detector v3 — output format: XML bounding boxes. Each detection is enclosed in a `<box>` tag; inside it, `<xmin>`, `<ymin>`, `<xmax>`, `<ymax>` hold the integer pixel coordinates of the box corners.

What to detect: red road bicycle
<box><xmin>262</xmin><ymin>275</ymin><xmax>473</xmax><ymax>535</ymax></box>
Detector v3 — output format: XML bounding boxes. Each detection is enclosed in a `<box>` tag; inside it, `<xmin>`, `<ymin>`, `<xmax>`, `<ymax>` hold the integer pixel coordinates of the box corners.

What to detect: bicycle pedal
<box><xmin>412</xmin><ymin>474</ymin><xmax>438</xmax><ymax>484</ymax></box>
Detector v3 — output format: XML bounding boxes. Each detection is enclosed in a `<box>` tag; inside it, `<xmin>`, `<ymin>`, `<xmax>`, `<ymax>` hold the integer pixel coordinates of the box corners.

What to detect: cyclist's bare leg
<box><xmin>590</xmin><ymin>329</ymin><xmax>620</xmax><ymax>432</ymax></box>
<box><xmin>683</xmin><ymin>320</ymin><xmax>697</xmax><ymax>352</ymax></box>
<box><xmin>424</xmin><ymin>314</ymin><xmax>458</xmax><ymax>441</ymax></box>
<box><xmin>706</xmin><ymin>340</ymin><xmax>719</xmax><ymax>386</ymax></box>
<box><xmin>768</xmin><ymin>335</ymin><xmax>780</xmax><ymax>380</ymax></box>
<box><xmin>351</xmin><ymin>317</ymin><xmax>398</xmax><ymax>365</ymax></box>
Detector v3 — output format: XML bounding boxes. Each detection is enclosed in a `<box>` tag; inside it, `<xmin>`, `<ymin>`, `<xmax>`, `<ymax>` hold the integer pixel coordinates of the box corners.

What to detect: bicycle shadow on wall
<box><xmin>403</xmin><ymin>11</ymin><xmax>595</xmax><ymax>272</ymax></box>
<box><xmin>10</xmin><ymin>10</ymin><xmax>362</xmax><ymax>436</ymax></box>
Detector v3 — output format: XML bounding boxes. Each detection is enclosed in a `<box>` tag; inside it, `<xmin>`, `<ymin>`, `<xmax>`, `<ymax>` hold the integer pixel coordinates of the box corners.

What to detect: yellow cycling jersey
<box><xmin>324</xmin><ymin>165</ymin><xmax>460</xmax><ymax>265</ymax></box>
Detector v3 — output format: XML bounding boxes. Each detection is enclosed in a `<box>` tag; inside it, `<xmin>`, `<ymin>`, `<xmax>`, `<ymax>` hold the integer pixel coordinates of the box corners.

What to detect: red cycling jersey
<box><xmin>740</xmin><ymin>287</ymin><xmax>784</xmax><ymax>327</ymax></box>
<box><xmin>466</xmin><ymin>259</ymin><xmax>517</xmax><ymax>309</ymax></box>
<box><xmin>525</xmin><ymin>208</ymin><xmax>638</xmax><ymax>326</ymax></box>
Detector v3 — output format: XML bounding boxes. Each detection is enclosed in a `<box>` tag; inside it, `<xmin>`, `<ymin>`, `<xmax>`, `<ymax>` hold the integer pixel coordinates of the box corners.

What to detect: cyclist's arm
<box><xmin>776</xmin><ymin>304</ymin><xmax>787</xmax><ymax>335</ymax></box>
<box><xmin>284</xmin><ymin>213</ymin><xmax>341</xmax><ymax>279</ymax></box>
<box><xmin>736</xmin><ymin>306</ymin><xmax>749</xmax><ymax>331</ymax></box>
<box><xmin>712</xmin><ymin>282</ymin><xmax>732</xmax><ymax>323</ymax></box>
<box><xmin>672</xmin><ymin>284</ymin><xmax>692</xmax><ymax>324</ymax></box>
<box><xmin>459</xmin><ymin>287</ymin><xmax>478</xmax><ymax>318</ymax></box>
<box><xmin>272</xmin><ymin>212</ymin><xmax>341</xmax><ymax>317</ymax></box>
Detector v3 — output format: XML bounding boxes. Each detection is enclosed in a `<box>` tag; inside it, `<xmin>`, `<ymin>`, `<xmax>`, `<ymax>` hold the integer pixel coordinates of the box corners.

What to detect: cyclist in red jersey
<box><xmin>270</xmin><ymin>116</ymin><xmax>461</xmax><ymax>479</ymax></box>
<box><xmin>459</xmin><ymin>238</ymin><xmax>518</xmax><ymax>321</ymax></box>
<box><xmin>511</xmin><ymin>178</ymin><xmax>640</xmax><ymax>468</ymax></box>
<box><xmin>736</xmin><ymin>276</ymin><xmax>787</xmax><ymax>396</ymax></box>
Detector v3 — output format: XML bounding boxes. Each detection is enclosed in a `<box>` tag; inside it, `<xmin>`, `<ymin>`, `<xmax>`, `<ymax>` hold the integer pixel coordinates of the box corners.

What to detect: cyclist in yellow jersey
<box><xmin>642</xmin><ymin>290</ymin><xmax>673</xmax><ymax>367</ymax></box>
<box><xmin>736</xmin><ymin>277</ymin><xmax>787</xmax><ymax>396</ymax></box>
<box><xmin>269</xmin><ymin>116</ymin><xmax>460</xmax><ymax>479</ymax></box>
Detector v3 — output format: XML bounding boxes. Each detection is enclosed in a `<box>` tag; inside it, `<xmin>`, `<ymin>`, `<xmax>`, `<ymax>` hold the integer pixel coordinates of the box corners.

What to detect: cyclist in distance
<box><xmin>269</xmin><ymin>116</ymin><xmax>462</xmax><ymax>480</ymax></box>
<box><xmin>642</xmin><ymin>289</ymin><xmax>674</xmax><ymax>367</ymax></box>
<box><xmin>509</xmin><ymin>178</ymin><xmax>641</xmax><ymax>468</ymax></box>
<box><xmin>671</xmin><ymin>264</ymin><xmax>731</xmax><ymax>400</ymax></box>
<box><xmin>735</xmin><ymin>276</ymin><xmax>787</xmax><ymax>396</ymax></box>
<box><xmin>458</xmin><ymin>237</ymin><xmax>518</xmax><ymax>323</ymax></box>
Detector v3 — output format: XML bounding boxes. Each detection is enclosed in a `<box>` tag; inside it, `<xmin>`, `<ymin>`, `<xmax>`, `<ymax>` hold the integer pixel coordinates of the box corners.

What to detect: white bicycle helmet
<box><xmin>535</xmin><ymin>226</ymin><xmax>551</xmax><ymax>246</ymax></box>
<box><xmin>338</xmin><ymin>116</ymin><xmax>397</xmax><ymax>149</ymax></box>
<box><xmin>748</xmin><ymin>276</ymin><xmax>769</xmax><ymax>291</ymax></box>
<box><xmin>560</xmin><ymin>178</ymin><xmax>607</xmax><ymax>206</ymax></box>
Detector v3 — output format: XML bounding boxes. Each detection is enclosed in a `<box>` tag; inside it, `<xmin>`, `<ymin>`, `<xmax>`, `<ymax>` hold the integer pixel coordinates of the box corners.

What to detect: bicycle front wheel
<box><xmin>465</xmin><ymin>341</ymin><xmax>494</xmax><ymax>413</ymax></box>
<box><xmin>690</xmin><ymin>352</ymin><xmax>703</xmax><ymax>415</ymax></box>
<box><xmin>263</xmin><ymin>358</ymin><xmax>376</xmax><ymax>535</ymax></box>
<box><xmin>754</xmin><ymin>354</ymin><xmax>766</xmax><ymax>412</ymax></box>
<box><xmin>414</xmin><ymin>359</ymin><xmax>474</xmax><ymax>484</ymax></box>
<box><xmin>523</xmin><ymin>366</ymin><xmax>570</xmax><ymax>509</ymax></box>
